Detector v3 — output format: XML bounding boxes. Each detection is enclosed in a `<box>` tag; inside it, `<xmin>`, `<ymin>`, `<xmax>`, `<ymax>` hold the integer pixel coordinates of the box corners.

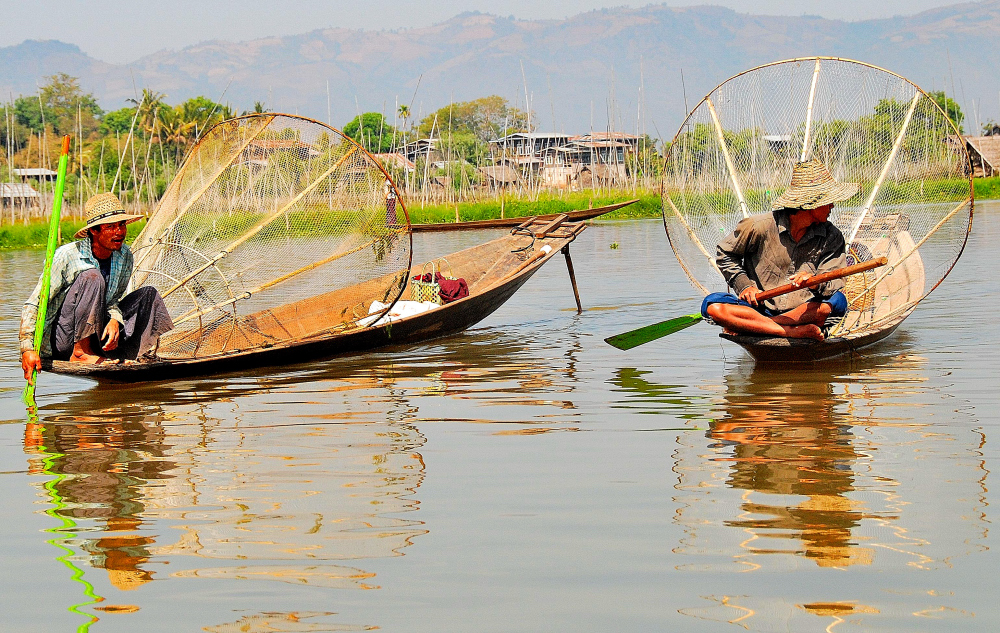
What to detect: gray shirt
<box><xmin>716</xmin><ymin>209</ymin><xmax>846</xmax><ymax>313</ymax></box>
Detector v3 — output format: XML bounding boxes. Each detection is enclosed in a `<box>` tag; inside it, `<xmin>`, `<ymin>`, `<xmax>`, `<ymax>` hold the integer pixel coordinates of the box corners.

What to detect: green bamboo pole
<box><xmin>23</xmin><ymin>135</ymin><xmax>71</xmax><ymax>405</ymax></box>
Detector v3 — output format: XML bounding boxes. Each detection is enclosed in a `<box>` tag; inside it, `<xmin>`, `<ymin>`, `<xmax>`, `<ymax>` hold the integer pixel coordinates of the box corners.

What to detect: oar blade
<box><xmin>605</xmin><ymin>314</ymin><xmax>703</xmax><ymax>350</ymax></box>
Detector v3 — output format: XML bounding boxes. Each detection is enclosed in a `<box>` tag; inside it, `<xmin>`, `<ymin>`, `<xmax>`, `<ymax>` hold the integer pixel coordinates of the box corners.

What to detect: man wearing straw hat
<box><xmin>20</xmin><ymin>193</ymin><xmax>173</xmax><ymax>377</ymax></box>
<box><xmin>702</xmin><ymin>159</ymin><xmax>856</xmax><ymax>341</ymax></box>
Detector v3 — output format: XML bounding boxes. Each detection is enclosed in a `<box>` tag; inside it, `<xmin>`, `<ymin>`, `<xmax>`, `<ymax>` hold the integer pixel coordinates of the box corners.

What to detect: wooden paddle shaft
<box><xmin>756</xmin><ymin>257</ymin><xmax>888</xmax><ymax>302</ymax></box>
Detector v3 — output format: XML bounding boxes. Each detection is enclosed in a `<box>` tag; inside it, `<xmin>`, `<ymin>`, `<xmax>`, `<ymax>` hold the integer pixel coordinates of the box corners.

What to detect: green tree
<box><xmin>176</xmin><ymin>96</ymin><xmax>235</xmax><ymax>139</ymax></box>
<box><xmin>100</xmin><ymin>107</ymin><xmax>137</xmax><ymax>136</ymax></box>
<box><xmin>0</xmin><ymin>112</ymin><xmax>31</xmax><ymax>154</ymax></box>
<box><xmin>241</xmin><ymin>101</ymin><xmax>269</xmax><ymax>115</ymax></box>
<box><xmin>13</xmin><ymin>73</ymin><xmax>103</xmax><ymax>136</ymax></box>
<box><xmin>928</xmin><ymin>91</ymin><xmax>964</xmax><ymax>133</ymax></box>
<box><xmin>416</xmin><ymin>96</ymin><xmax>531</xmax><ymax>142</ymax></box>
<box><xmin>343</xmin><ymin>112</ymin><xmax>397</xmax><ymax>153</ymax></box>
<box><xmin>440</xmin><ymin>131</ymin><xmax>487</xmax><ymax>164</ymax></box>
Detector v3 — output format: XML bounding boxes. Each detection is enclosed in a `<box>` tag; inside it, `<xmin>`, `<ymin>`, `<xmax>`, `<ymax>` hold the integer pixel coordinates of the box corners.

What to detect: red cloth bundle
<box><xmin>411</xmin><ymin>272</ymin><xmax>469</xmax><ymax>303</ymax></box>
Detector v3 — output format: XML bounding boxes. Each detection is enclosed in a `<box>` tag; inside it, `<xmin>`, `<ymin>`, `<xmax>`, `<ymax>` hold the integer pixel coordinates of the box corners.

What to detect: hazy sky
<box><xmin>0</xmin><ymin>0</ymin><xmax>966</xmax><ymax>63</ymax></box>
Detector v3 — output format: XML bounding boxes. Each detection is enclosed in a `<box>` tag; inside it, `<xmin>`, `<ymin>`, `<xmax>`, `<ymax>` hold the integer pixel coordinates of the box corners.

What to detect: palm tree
<box><xmin>397</xmin><ymin>104</ymin><xmax>410</xmax><ymax>154</ymax></box>
<box><xmin>157</xmin><ymin>107</ymin><xmax>197</xmax><ymax>161</ymax></box>
<box><xmin>127</xmin><ymin>89</ymin><xmax>167</xmax><ymax>137</ymax></box>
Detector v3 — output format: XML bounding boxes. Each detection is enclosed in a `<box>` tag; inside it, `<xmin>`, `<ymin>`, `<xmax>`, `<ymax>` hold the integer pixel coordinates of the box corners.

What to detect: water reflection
<box><xmin>25</xmin><ymin>408</ymin><xmax>175</xmax><ymax>592</ymax></box>
<box><xmin>24</xmin><ymin>367</ymin><xmax>431</xmax><ymax>629</ymax></box>
<box><xmin>665</xmin><ymin>350</ymin><xmax>990</xmax><ymax>629</ymax></box>
<box><xmin>709</xmin><ymin>364</ymin><xmax>884</xmax><ymax>568</ymax></box>
<box><xmin>23</xmin><ymin>329</ymin><xmax>586</xmax><ymax>629</ymax></box>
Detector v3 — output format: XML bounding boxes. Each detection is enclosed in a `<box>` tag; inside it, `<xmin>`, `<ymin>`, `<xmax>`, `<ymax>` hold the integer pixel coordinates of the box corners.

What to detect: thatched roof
<box><xmin>479</xmin><ymin>165</ymin><xmax>521</xmax><ymax>185</ymax></box>
<box><xmin>963</xmin><ymin>136</ymin><xmax>1000</xmax><ymax>175</ymax></box>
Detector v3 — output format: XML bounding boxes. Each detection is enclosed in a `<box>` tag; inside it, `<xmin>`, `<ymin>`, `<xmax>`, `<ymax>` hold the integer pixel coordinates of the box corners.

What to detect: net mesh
<box><xmin>131</xmin><ymin>114</ymin><xmax>411</xmax><ymax>360</ymax></box>
<box><xmin>662</xmin><ymin>57</ymin><xmax>973</xmax><ymax>336</ymax></box>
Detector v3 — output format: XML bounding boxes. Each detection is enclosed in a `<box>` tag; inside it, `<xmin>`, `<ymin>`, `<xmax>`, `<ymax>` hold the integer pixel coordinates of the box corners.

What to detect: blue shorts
<box><xmin>701</xmin><ymin>290</ymin><xmax>847</xmax><ymax>320</ymax></box>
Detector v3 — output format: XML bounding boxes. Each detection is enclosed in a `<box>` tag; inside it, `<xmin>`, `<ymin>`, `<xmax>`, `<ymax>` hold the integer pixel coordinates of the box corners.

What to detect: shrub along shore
<box><xmin>3</xmin><ymin>179</ymin><xmax>998</xmax><ymax>251</ymax></box>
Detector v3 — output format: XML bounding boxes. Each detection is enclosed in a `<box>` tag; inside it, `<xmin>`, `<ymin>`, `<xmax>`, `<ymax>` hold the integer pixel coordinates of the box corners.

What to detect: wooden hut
<box><xmin>1</xmin><ymin>182</ymin><xmax>40</xmax><ymax>214</ymax></box>
<box><xmin>478</xmin><ymin>165</ymin><xmax>521</xmax><ymax>190</ymax></box>
<box><xmin>955</xmin><ymin>136</ymin><xmax>1000</xmax><ymax>177</ymax></box>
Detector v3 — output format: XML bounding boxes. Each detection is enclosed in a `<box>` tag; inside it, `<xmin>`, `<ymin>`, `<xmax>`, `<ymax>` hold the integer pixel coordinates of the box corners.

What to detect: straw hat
<box><xmin>75</xmin><ymin>193</ymin><xmax>144</xmax><ymax>238</ymax></box>
<box><xmin>771</xmin><ymin>159</ymin><xmax>860</xmax><ymax>211</ymax></box>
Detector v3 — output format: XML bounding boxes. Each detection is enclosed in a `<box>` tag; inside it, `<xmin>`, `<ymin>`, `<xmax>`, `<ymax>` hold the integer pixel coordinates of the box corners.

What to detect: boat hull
<box><xmin>719</xmin><ymin>322</ymin><xmax>902</xmax><ymax>362</ymax></box>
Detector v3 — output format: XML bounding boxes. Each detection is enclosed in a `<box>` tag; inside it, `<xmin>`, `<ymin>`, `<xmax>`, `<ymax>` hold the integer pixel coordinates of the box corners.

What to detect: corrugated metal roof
<box><xmin>0</xmin><ymin>182</ymin><xmax>40</xmax><ymax>198</ymax></box>
<box><xmin>491</xmin><ymin>132</ymin><xmax>571</xmax><ymax>143</ymax></box>
<box><xmin>13</xmin><ymin>168</ymin><xmax>58</xmax><ymax>178</ymax></box>
<box><xmin>373</xmin><ymin>152</ymin><xmax>416</xmax><ymax>171</ymax></box>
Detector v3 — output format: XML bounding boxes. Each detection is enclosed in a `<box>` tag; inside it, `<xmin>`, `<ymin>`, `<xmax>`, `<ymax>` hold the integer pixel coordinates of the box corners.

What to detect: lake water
<box><xmin>0</xmin><ymin>205</ymin><xmax>997</xmax><ymax>632</ymax></box>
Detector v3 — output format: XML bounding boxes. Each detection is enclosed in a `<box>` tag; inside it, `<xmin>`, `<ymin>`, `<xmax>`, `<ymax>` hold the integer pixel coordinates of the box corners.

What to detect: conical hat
<box><xmin>771</xmin><ymin>159</ymin><xmax>860</xmax><ymax>210</ymax></box>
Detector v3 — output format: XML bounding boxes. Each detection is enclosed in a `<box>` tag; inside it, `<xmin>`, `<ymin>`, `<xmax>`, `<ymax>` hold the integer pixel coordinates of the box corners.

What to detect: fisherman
<box><xmin>20</xmin><ymin>193</ymin><xmax>173</xmax><ymax>381</ymax></box>
<box><xmin>702</xmin><ymin>159</ymin><xmax>857</xmax><ymax>341</ymax></box>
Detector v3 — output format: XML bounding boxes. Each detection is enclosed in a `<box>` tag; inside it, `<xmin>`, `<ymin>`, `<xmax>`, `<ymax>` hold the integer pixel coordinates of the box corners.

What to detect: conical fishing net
<box><xmin>662</xmin><ymin>57</ymin><xmax>973</xmax><ymax>337</ymax></box>
<box><xmin>131</xmin><ymin>114</ymin><xmax>411</xmax><ymax>360</ymax></box>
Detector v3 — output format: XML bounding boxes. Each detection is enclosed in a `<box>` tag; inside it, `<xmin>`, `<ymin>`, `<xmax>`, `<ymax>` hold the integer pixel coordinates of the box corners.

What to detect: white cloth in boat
<box><xmin>357</xmin><ymin>300</ymin><xmax>440</xmax><ymax>328</ymax></box>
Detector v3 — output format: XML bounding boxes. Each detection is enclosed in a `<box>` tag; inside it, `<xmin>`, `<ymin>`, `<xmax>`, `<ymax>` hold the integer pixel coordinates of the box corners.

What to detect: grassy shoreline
<box><xmin>4</xmin><ymin>178</ymin><xmax>997</xmax><ymax>250</ymax></box>
<box><xmin>0</xmin><ymin>220</ymin><xmax>146</xmax><ymax>251</ymax></box>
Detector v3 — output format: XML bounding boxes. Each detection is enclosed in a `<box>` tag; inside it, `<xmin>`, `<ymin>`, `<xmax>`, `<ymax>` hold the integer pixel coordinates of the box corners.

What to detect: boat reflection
<box><xmin>707</xmin><ymin>363</ymin><xmax>883</xmax><ymax>568</ymax></box>
<box><xmin>23</xmin><ymin>329</ymin><xmax>582</xmax><ymax>627</ymax></box>
<box><xmin>24</xmin><ymin>407</ymin><xmax>174</xmax><ymax>593</ymax></box>
<box><xmin>24</xmin><ymin>369</ymin><xmax>429</xmax><ymax>624</ymax></box>
<box><xmin>665</xmin><ymin>347</ymin><xmax>989</xmax><ymax>630</ymax></box>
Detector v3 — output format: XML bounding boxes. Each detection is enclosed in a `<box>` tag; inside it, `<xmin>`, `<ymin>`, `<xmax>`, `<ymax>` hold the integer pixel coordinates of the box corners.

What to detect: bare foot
<box><xmin>782</xmin><ymin>323</ymin><xmax>824</xmax><ymax>341</ymax></box>
<box><xmin>70</xmin><ymin>339</ymin><xmax>104</xmax><ymax>364</ymax></box>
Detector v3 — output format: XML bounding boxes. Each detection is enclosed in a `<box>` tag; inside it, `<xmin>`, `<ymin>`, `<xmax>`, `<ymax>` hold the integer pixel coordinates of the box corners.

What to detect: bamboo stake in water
<box><xmin>23</xmin><ymin>135</ymin><xmax>71</xmax><ymax>405</ymax></box>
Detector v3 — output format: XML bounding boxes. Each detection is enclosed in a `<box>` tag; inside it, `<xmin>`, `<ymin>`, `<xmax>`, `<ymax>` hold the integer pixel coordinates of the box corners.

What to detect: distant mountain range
<box><xmin>2</xmin><ymin>2</ymin><xmax>1000</xmax><ymax>136</ymax></box>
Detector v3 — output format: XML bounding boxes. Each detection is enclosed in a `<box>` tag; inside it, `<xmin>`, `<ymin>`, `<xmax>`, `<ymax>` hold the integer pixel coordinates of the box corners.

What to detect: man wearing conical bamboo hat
<box><xmin>702</xmin><ymin>159</ymin><xmax>858</xmax><ymax>340</ymax></box>
<box><xmin>20</xmin><ymin>193</ymin><xmax>173</xmax><ymax>380</ymax></box>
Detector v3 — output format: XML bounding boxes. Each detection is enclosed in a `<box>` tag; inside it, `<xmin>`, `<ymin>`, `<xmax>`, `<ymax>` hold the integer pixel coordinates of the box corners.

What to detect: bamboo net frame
<box><xmin>661</xmin><ymin>57</ymin><xmax>974</xmax><ymax>338</ymax></box>
<box><xmin>129</xmin><ymin>114</ymin><xmax>412</xmax><ymax>360</ymax></box>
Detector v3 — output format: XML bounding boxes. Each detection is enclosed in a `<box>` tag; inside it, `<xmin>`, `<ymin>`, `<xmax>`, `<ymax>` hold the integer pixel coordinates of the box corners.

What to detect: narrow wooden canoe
<box><xmin>409</xmin><ymin>198</ymin><xmax>637</xmax><ymax>232</ymax></box>
<box><xmin>44</xmin><ymin>219</ymin><xmax>587</xmax><ymax>382</ymax></box>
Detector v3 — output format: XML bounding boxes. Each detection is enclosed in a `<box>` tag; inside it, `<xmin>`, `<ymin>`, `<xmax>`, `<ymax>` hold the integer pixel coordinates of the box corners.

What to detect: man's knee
<box><xmin>74</xmin><ymin>268</ymin><xmax>105</xmax><ymax>289</ymax></box>
<box><xmin>706</xmin><ymin>302</ymin><xmax>725</xmax><ymax>320</ymax></box>
<box><xmin>134</xmin><ymin>286</ymin><xmax>160</xmax><ymax>301</ymax></box>
<box><xmin>824</xmin><ymin>291</ymin><xmax>848</xmax><ymax>318</ymax></box>
<box><xmin>65</xmin><ymin>269</ymin><xmax>105</xmax><ymax>307</ymax></box>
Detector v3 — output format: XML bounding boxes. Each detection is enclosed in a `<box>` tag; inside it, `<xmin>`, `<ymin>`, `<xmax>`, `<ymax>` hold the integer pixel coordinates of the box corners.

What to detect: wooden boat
<box><xmin>409</xmin><ymin>199</ymin><xmax>636</xmax><ymax>232</ymax></box>
<box><xmin>44</xmin><ymin>217</ymin><xmax>586</xmax><ymax>382</ymax></box>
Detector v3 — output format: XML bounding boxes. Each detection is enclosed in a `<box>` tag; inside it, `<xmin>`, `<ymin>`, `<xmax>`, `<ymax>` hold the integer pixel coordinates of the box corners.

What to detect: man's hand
<box><xmin>790</xmin><ymin>270</ymin><xmax>813</xmax><ymax>287</ymax></box>
<box><xmin>102</xmin><ymin>319</ymin><xmax>120</xmax><ymax>352</ymax></box>
<box><xmin>738</xmin><ymin>285</ymin><xmax>761</xmax><ymax>306</ymax></box>
<box><xmin>22</xmin><ymin>350</ymin><xmax>41</xmax><ymax>383</ymax></box>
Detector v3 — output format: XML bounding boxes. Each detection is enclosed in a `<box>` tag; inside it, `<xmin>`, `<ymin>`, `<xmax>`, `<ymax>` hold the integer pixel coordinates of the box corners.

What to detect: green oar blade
<box><xmin>604</xmin><ymin>314</ymin><xmax>703</xmax><ymax>350</ymax></box>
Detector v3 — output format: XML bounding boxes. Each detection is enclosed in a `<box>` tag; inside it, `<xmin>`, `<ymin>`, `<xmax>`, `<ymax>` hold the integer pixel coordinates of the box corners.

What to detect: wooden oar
<box><xmin>23</xmin><ymin>135</ymin><xmax>72</xmax><ymax>405</ymax></box>
<box><xmin>605</xmin><ymin>257</ymin><xmax>888</xmax><ymax>351</ymax></box>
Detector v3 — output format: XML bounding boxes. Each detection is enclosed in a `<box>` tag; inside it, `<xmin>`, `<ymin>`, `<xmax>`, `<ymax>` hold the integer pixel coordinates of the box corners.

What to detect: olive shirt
<box><xmin>715</xmin><ymin>209</ymin><xmax>847</xmax><ymax>314</ymax></box>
